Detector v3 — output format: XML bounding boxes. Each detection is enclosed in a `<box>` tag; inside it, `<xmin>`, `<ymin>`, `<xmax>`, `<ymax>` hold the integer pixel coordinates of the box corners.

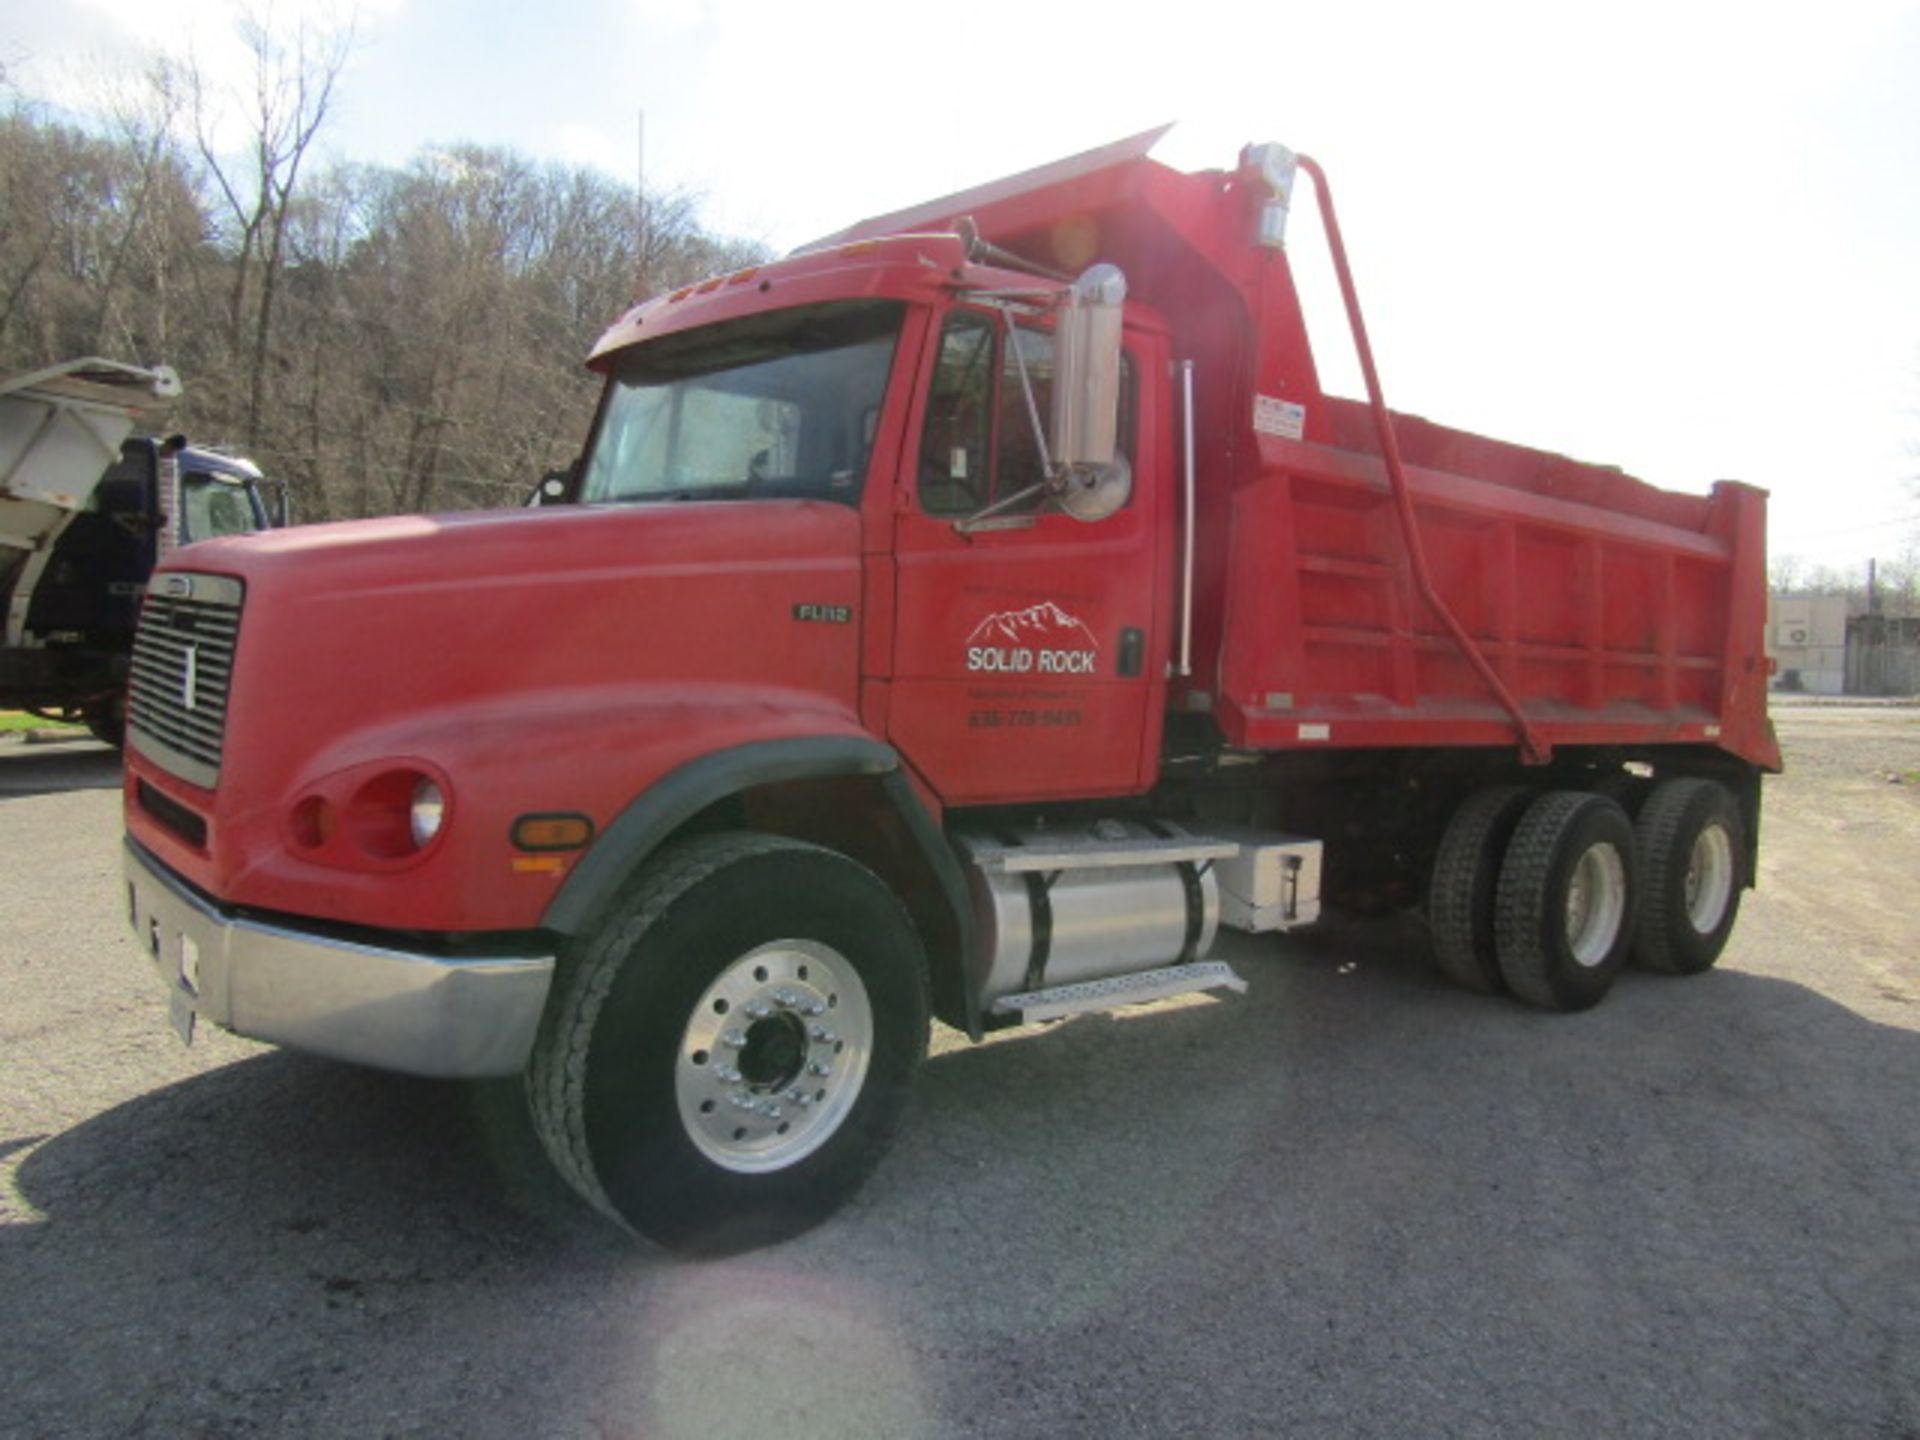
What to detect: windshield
<box><xmin>179</xmin><ymin>473</ymin><xmax>267</xmax><ymax>541</ymax></box>
<box><xmin>579</xmin><ymin>300</ymin><xmax>904</xmax><ymax>506</ymax></box>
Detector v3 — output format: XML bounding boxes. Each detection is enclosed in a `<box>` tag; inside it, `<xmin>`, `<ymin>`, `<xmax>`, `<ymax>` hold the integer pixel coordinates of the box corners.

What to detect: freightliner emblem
<box><xmin>163</xmin><ymin>575</ymin><xmax>193</xmax><ymax>599</ymax></box>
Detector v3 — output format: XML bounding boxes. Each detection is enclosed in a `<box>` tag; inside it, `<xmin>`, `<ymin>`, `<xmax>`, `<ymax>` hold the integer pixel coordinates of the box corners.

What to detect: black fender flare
<box><xmin>539</xmin><ymin>736</ymin><xmax>979</xmax><ymax>1031</ymax></box>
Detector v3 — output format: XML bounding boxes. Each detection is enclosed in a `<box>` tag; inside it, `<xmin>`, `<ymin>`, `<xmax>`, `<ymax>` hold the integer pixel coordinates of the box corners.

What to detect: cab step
<box><xmin>966</xmin><ymin>834</ymin><xmax>1239</xmax><ymax>874</ymax></box>
<box><xmin>990</xmin><ymin>960</ymin><xmax>1248</xmax><ymax>1023</ymax></box>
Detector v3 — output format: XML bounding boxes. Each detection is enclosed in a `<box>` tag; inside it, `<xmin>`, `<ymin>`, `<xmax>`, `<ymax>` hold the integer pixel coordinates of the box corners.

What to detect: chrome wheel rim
<box><xmin>1684</xmin><ymin>823</ymin><xmax>1735</xmax><ymax>935</ymax></box>
<box><xmin>1565</xmin><ymin>842</ymin><xmax>1628</xmax><ymax>968</ymax></box>
<box><xmin>676</xmin><ymin>939</ymin><xmax>872</xmax><ymax>1174</ymax></box>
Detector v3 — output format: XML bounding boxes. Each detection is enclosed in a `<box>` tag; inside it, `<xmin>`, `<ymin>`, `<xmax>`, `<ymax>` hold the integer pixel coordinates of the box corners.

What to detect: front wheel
<box><xmin>527</xmin><ymin>832</ymin><xmax>928</xmax><ymax>1254</ymax></box>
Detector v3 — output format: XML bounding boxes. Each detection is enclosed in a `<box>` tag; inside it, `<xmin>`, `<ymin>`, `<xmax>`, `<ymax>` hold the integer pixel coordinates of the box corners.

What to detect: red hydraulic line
<box><xmin>1294</xmin><ymin>154</ymin><xmax>1549</xmax><ymax>765</ymax></box>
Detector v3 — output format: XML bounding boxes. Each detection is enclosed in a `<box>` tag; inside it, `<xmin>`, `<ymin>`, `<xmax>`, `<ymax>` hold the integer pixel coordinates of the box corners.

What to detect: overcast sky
<box><xmin>11</xmin><ymin>0</ymin><xmax>1920</xmax><ymax>572</ymax></box>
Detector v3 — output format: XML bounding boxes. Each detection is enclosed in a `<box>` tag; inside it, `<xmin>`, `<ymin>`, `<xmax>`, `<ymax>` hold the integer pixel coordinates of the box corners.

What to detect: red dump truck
<box><xmin>122</xmin><ymin>131</ymin><xmax>1778</xmax><ymax>1252</ymax></box>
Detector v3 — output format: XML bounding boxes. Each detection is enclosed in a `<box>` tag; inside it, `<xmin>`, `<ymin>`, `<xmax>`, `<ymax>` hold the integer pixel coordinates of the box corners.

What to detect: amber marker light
<box><xmin>512</xmin><ymin>813</ymin><xmax>594</xmax><ymax>852</ymax></box>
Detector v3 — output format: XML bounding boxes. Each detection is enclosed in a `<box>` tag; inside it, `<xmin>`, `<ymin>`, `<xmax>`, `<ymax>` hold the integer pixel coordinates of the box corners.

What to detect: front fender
<box><xmin>537</xmin><ymin>731</ymin><xmax>983</xmax><ymax>1038</ymax></box>
<box><xmin>541</xmin><ymin>733</ymin><xmax>900</xmax><ymax>937</ymax></box>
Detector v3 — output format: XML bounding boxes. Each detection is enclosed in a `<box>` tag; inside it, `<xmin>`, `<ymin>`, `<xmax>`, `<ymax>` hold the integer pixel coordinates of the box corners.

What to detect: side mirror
<box><xmin>1049</xmin><ymin>264</ymin><xmax>1127</xmax><ymax>520</ymax></box>
<box><xmin>529</xmin><ymin>461</ymin><xmax>578</xmax><ymax>507</ymax></box>
<box><xmin>953</xmin><ymin>269</ymin><xmax>1131</xmax><ymax>534</ymax></box>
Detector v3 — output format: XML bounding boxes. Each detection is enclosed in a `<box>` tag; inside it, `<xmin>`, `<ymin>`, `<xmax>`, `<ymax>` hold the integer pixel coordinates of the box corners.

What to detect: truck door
<box><xmin>887</xmin><ymin>308</ymin><xmax>1168</xmax><ymax>805</ymax></box>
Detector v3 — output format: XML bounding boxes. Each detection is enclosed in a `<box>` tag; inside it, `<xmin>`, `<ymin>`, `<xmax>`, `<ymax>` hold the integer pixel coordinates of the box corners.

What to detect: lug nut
<box><xmin>720</xmin><ymin>1029</ymin><xmax>747</xmax><ymax>1049</ymax></box>
<box><xmin>805</xmin><ymin>1002</ymin><xmax>826</xmax><ymax>1017</ymax></box>
<box><xmin>808</xmin><ymin>1061</ymin><xmax>831</xmax><ymax>1078</ymax></box>
<box><xmin>744</xmin><ymin>1000</ymin><xmax>773</xmax><ymax>1020</ymax></box>
<box><xmin>715</xmin><ymin>1065</ymin><xmax>743</xmax><ymax>1084</ymax></box>
<box><xmin>810</xmin><ymin>1025</ymin><xmax>837</xmax><ymax>1044</ymax></box>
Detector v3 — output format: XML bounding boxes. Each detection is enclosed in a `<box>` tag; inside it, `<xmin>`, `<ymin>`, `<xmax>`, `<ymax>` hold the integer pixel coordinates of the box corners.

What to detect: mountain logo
<box><xmin>965</xmin><ymin>602</ymin><xmax>1099</xmax><ymax>675</ymax></box>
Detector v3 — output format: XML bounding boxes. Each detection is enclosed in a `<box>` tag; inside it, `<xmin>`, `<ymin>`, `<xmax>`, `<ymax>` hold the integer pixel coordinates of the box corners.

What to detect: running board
<box><xmin>991</xmin><ymin>961</ymin><xmax>1248</xmax><ymax>1023</ymax></box>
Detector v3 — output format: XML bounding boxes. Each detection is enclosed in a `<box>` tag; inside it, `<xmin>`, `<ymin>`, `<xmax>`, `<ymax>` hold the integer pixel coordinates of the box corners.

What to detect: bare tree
<box><xmin>0</xmin><ymin>90</ymin><xmax>765</xmax><ymax>520</ymax></box>
<box><xmin>182</xmin><ymin>6</ymin><xmax>354</xmax><ymax>444</ymax></box>
<box><xmin>87</xmin><ymin>62</ymin><xmax>195</xmax><ymax>356</ymax></box>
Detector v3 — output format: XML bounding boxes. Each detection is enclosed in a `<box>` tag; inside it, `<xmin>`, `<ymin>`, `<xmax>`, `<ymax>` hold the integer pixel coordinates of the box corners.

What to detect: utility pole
<box><xmin>634</xmin><ymin>109</ymin><xmax>648</xmax><ymax>302</ymax></box>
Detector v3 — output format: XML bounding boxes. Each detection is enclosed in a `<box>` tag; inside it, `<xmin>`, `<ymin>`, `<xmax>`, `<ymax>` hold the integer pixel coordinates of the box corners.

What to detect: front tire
<box><xmin>527</xmin><ymin>832</ymin><xmax>929</xmax><ymax>1254</ymax></box>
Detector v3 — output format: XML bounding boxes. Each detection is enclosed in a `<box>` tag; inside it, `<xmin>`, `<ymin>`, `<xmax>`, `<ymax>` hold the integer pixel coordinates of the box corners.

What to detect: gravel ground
<box><xmin>2</xmin><ymin>708</ymin><xmax>1917</xmax><ymax>1439</ymax></box>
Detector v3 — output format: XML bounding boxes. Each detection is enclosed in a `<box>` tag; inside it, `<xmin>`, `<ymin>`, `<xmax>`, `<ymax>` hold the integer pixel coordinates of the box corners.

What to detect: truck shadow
<box><xmin>0</xmin><ymin>739</ymin><xmax>120</xmax><ymax>797</ymax></box>
<box><xmin>7</xmin><ymin>935</ymin><xmax>1918</xmax><ymax>1435</ymax></box>
<box><xmin>6</xmin><ymin>1051</ymin><xmax>611</xmax><ymax>1254</ymax></box>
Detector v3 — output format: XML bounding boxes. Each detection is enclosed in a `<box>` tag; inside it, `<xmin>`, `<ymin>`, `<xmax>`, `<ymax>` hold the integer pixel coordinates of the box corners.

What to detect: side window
<box><xmin>995</xmin><ymin>326</ymin><xmax>1053</xmax><ymax>510</ymax></box>
<box><xmin>918</xmin><ymin>310</ymin><xmax>1135</xmax><ymax>519</ymax></box>
<box><xmin>179</xmin><ymin>476</ymin><xmax>264</xmax><ymax>541</ymax></box>
<box><xmin>918</xmin><ymin>313</ymin><xmax>994</xmax><ymax>515</ymax></box>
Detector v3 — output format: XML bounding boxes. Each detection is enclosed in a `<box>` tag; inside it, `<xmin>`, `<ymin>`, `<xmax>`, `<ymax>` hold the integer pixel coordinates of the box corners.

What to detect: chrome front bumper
<box><xmin>124</xmin><ymin>840</ymin><xmax>554</xmax><ymax>1078</ymax></box>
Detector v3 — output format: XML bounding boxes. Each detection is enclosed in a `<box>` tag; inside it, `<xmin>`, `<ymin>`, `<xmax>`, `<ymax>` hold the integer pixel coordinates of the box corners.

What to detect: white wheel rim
<box><xmin>1565</xmin><ymin>841</ymin><xmax>1628</xmax><ymax>968</ymax></box>
<box><xmin>675</xmin><ymin>939</ymin><xmax>873</xmax><ymax>1175</ymax></box>
<box><xmin>1684</xmin><ymin>823</ymin><xmax>1735</xmax><ymax>935</ymax></box>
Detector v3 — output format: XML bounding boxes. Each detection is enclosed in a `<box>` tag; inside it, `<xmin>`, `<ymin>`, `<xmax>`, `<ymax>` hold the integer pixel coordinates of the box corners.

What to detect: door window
<box><xmin>916</xmin><ymin>310</ymin><xmax>1130</xmax><ymax>519</ymax></box>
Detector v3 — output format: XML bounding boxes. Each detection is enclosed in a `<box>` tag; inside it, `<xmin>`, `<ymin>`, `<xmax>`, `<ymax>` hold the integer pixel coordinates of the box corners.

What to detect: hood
<box><xmin>164</xmin><ymin>499</ymin><xmax>865</xmax><ymax>782</ymax></box>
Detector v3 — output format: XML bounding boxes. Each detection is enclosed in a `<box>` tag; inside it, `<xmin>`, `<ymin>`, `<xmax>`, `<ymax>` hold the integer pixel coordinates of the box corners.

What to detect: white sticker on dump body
<box><xmin>1253</xmin><ymin>394</ymin><xmax>1307</xmax><ymax>440</ymax></box>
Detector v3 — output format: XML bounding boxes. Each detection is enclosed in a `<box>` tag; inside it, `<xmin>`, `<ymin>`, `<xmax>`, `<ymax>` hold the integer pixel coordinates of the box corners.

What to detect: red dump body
<box><xmin>829</xmin><ymin>131</ymin><xmax>1780</xmax><ymax>774</ymax></box>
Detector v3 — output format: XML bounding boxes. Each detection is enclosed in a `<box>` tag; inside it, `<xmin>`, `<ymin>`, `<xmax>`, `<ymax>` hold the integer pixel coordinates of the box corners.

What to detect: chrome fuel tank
<box><xmin>956</xmin><ymin>822</ymin><xmax>1223</xmax><ymax>1010</ymax></box>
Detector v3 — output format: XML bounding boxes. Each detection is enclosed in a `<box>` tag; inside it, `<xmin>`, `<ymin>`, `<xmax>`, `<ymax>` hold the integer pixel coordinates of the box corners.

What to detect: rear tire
<box><xmin>1495</xmin><ymin>791</ymin><xmax>1638</xmax><ymax>1011</ymax></box>
<box><xmin>527</xmin><ymin>832</ymin><xmax>929</xmax><ymax>1255</ymax></box>
<box><xmin>1428</xmin><ymin>785</ymin><xmax>1533</xmax><ymax>993</ymax></box>
<box><xmin>1632</xmin><ymin>779</ymin><xmax>1744</xmax><ymax>975</ymax></box>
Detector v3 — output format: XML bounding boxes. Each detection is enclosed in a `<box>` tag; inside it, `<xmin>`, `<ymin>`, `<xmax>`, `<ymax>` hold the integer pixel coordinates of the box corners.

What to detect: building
<box><xmin>1846</xmin><ymin>613</ymin><xmax>1920</xmax><ymax>695</ymax></box>
<box><xmin>1767</xmin><ymin>594</ymin><xmax>1849</xmax><ymax>694</ymax></box>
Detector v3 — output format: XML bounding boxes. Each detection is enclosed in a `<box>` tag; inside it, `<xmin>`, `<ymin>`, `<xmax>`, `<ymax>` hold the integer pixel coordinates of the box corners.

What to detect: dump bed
<box><xmin>1217</xmin><ymin>397</ymin><xmax>1775</xmax><ymax>770</ymax></box>
<box><xmin>0</xmin><ymin>358</ymin><xmax>180</xmax><ymax>556</ymax></box>
<box><xmin>828</xmin><ymin>131</ymin><xmax>1779</xmax><ymax>772</ymax></box>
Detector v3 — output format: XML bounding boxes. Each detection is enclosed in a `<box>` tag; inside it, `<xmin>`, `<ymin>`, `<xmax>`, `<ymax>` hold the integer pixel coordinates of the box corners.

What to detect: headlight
<box><xmin>289</xmin><ymin>765</ymin><xmax>451</xmax><ymax>865</ymax></box>
<box><xmin>410</xmin><ymin>778</ymin><xmax>446</xmax><ymax>848</ymax></box>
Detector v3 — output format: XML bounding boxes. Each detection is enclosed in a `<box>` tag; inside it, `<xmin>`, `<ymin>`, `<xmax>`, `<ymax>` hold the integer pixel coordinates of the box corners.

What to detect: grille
<box><xmin>127</xmin><ymin>572</ymin><xmax>245</xmax><ymax>789</ymax></box>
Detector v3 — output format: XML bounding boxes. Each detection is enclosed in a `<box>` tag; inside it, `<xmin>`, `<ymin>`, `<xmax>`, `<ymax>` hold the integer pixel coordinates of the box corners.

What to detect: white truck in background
<box><xmin>0</xmin><ymin>358</ymin><xmax>279</xmax><ymax>745</ymax></box>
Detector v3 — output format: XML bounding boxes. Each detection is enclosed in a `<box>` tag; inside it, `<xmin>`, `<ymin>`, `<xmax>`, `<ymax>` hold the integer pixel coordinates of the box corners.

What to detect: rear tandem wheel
<box><xmin>1494</xmin><ymin>790</ymin><xmax>1639</xmax><ymax>1012</ymax></box>
<box><xmin>1427</xmin><ymin>784</ymin><xmax>1534</xmax><ymax>993</ymax></box>
<box><xmin>1631</xmin><ymin>778</ymin><xmax>1744</xmax><ymax>975</ymax></box>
